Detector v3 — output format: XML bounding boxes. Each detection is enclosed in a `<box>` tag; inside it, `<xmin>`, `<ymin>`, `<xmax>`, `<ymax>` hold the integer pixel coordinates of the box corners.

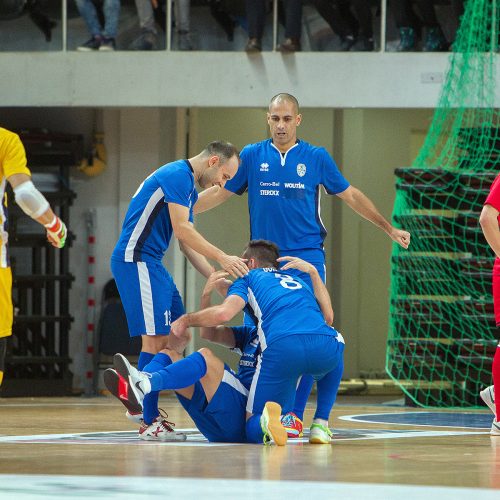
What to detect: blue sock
<box><xmin>293</xmin><ymin>374</ymin><xmax>314</xmax><ymax>420</ymax></box>
<box><xmin>138</xmin><ymin>351</ymin><xmax>159</xmax><ymax>425</ymax></box>
<box><xmin>245</xmin><ymin>414</ymin><xmax>264</xmax><ymax>444</ymax></box>
<box><xmin>314</xmin><ymin>358</ymin><xmax>344</xmax><ymax>421</ymax></box>
<box><xmin>150</xmin><ymin>351</ymin><xmax>207</xmax><ymax>392</ymax></box>
<box><xmin>143</xmin><ymin>352</ymin><xmax>172</xmax><ymax>373</ymax></box>
<box><xmin>138</xmin><ymin>351</ymin><xmax>154</xmax><ymax>371</ymax></box>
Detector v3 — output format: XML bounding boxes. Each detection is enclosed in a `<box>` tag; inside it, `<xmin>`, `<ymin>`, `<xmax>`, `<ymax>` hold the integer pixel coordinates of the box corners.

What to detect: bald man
<box><xmin>194</xmin><ymin>93</ymin><xmax>411</xmax><ymax>434</ymax></box>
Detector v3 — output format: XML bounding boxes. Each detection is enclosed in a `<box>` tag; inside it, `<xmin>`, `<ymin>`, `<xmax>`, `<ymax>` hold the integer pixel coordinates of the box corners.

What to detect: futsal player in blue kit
<box><xmin>107</xmin><ymin>270</ymin><xmax>260</xmax><ymax>443</ymax></box>
<box><xmin>194</xmin><ymin>93</ymin><xmax>411</xmax><ymax>435</ymax></box>
<box><xmin>171</xmin><ymin>239</ymin><xmax>345</xmax><ymax>445</ymax></box>
<box><xmin>109</xmin><ymin>242</ymin><xmax>339</xmax><ymax>444</ymax></box>
<box><xmin>108</xmin><ymin>141</ymin><xmax>249</xmax><ymax>441</ymax></box>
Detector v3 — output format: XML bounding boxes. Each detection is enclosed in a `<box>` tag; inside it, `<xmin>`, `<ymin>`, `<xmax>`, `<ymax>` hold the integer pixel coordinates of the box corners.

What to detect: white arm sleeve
<box><xmin>13</xmin><ymin>181</ymin><xmax>50</xmax><ymax>219</ymax></box>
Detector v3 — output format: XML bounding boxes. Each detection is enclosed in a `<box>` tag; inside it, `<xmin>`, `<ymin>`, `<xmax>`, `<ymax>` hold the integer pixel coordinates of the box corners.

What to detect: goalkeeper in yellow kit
<box><xmin>0</xmin><ymin>127</ymin><xmax>67</xmax><ymax>386</ymax></box>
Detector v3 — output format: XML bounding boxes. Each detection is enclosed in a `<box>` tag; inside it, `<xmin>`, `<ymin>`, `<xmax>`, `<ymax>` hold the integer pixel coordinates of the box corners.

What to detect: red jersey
<box><xmin>484</xmin><ymin>174</ymin><xmax>500</xmax><ymax>274</ymax></box>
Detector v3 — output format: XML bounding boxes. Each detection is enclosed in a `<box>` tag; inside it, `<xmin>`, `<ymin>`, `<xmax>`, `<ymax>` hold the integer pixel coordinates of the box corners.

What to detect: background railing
<box><xmin>0</xmin><ymin>0</ymin><xmax>463</xmax><ymax>53</ymax></box>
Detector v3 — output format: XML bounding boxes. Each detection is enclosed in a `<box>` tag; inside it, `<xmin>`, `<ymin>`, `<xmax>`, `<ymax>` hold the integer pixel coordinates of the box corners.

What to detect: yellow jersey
<box><xmin>0</xmin><ymin>128</ymin><xmax>31</xmax><ymax>268</ymax></box>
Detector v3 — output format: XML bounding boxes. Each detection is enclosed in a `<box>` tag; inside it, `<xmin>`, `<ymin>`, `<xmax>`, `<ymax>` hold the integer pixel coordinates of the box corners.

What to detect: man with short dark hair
<box><xmin>170</xmin><ymin>239</ymin><xmax>345</xmax><ymax>445</ymax></box>
<box><xmin>107</xmin><ymin>141</ymin><xmax>248</xmax><ymax>441</ymax></box>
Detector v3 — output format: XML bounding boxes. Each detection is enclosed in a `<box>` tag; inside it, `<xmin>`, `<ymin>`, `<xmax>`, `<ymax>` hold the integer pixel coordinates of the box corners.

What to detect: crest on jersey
<box><xmin>297</xmin><ymin>164</ymin><xmax>306</xmax><ymax>177</ymax></box>
<box><xmin>260</xmin><ymin>163</ymin><xmax>269</xmax><ymax>172</ymax></box>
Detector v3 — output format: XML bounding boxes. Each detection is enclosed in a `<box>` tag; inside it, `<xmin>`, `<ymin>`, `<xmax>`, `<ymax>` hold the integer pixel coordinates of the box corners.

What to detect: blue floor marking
<box><xmin>345</xmin><ymin>412</ymin><xmax>493</xmax><ymax>429</ymax></box>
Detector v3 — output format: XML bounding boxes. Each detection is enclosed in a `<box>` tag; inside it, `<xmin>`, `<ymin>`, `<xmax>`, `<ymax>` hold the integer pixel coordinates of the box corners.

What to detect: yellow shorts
<box><xmin>0</xmin><ymin>267</ymin><xmax>13</xmax><ymax>338</ymax></box>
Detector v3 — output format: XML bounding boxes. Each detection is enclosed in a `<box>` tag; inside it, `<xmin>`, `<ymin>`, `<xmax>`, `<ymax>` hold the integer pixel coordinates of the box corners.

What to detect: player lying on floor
<box><xmin>107</xmin><ymin>267</ymin><xmax>301</xmax><ymax>442</ymax></box>
<box><xmin>108</xmin><ymin>241</ymin><xmax>344</xmax><ymax>445</ymax></box>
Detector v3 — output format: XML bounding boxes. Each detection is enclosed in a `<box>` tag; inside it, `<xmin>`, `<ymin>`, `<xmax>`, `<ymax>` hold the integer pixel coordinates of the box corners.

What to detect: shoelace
<box><xmin>158</xmin><ymin>408</ymin><xmax>176</xmax><ymax>432</ymax></box>
<box><xmin>281</xmin><ymin>414</ymin><xmax>296</xmax><ymax>427</ymax></box>
<box><xmin>311</xmin><ymin>423</ymin><xmax>332</xmax><ymax>437</ymax></box>
<box><xmin>281</xmin><ymin>413</ymin><xmax>299</xmax><ymax>427</ymax></box>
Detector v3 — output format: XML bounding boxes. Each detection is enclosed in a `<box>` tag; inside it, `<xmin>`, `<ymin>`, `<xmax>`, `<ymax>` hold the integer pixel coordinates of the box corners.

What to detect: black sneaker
<box><xmin>278</xmin><ymin>38</ymin><xmax>301</xmax><ymax>53</ymax></box>
<box><xmin>177</xmin><ymin>30</ymin><xmax>194</xmax><ymax>51</ymax></box>
<box><xmin>245</xmin><ymin>38</ymin><xmax>262</xmax><ymax>53</ymax></box>
<box><xmin>340</xmin><ymin>35</ymin><xmax>355</xmax><ymax>51</ymax></box>
<box><xmin>99</xmin><ymin>37</ymin><xmax>116</xmax><ymax>51</ymax></box>
<box><xmin>77</xmin><ymin>36</ymin><xmax>102</xmax><ymax>51</ymax></box>
<box><xmin>352</xmin><ymin>35</ymin><xmax>374</xmax><ymax>52</ymax></box>
<box><xmin>129</xmin><ymin>30</ymin><xmax>157</xmax><ymax>50</ymax></box>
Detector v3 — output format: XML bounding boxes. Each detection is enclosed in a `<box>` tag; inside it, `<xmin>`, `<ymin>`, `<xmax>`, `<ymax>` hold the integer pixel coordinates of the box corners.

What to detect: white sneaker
<box><xmin>103</xmin><ymin>368</ymin><xmax>143</xmax><ymax>415</ymax></box>
<box><xmin>139</xmin><ymin>414</ymin><xmax>187</xmax><ymax>441</ymax></box>
<box><xmin>113</xmin><ymin>353</ymin><xmax>151</xmax><ymax>409</ymax></box>
<box><xmin>480</xmin><ymin>385</ymin><xmax>496</xmax><ymax>414</ymax></box>
<box><xmin>491</xmin><ymin>420</ymin><xmax>500</xmax><ymax>436</ymax></box>
<box><xmin>309</xmin><ymin>422</ymin><xmax>333</xmax><ymax>444</ymax></box>
<box><xmin>125</xmin><ymin>410</ymin><xmax>143</xmax><ymax>424</ymax></box>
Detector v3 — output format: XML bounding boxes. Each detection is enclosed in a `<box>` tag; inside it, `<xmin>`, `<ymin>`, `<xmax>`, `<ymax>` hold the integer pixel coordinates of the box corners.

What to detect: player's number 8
<box><xmin>275</xmin><ymin>273</ymin><xmax>302</xmax><ymax>290</ymax></box>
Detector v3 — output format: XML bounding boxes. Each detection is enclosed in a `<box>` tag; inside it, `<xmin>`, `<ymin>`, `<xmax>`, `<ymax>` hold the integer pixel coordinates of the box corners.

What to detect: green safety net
<box><xmin>387</xmin><ymin>0</ymin><xmax>500</xmax><ymax>407</ymax></box>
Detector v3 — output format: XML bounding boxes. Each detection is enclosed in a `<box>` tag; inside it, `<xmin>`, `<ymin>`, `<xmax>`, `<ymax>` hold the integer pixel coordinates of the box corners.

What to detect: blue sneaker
<box><xmin>99</xmin><ymin>37</ymin><xmax>116</xmax><ymax>51</ymax></box>
<box><xmin>77</xmin><ymin>36</ymin><xmax>102</xmax><ymax>51</ymax></box>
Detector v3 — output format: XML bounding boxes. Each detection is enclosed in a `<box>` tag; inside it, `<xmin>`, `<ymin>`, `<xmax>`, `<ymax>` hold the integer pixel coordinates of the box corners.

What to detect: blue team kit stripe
<box><xmin>133</xmin><ymin>198</ymin><xmax>165</xmax><ymax>261</ymax></box>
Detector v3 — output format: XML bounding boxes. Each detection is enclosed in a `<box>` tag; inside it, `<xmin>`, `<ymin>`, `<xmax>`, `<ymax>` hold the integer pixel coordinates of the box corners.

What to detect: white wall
<box><xmin>0</xmin><ymin>53</ymin><xmax>453</xmax><ymax>108</ymax></box>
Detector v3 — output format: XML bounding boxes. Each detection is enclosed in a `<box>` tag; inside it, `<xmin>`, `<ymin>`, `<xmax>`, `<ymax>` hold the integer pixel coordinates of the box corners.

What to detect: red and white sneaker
<box><xmin>103</xmin><ymin>368</ymin><xmax>143</xmax><ymax>415</ymax></box>
<box><xmin>139</xmin><ymin>413</ymin><xmax>187</xmax><ymax>442</ymax></box>
<box><xmin>281</xmin><ymin>412</ymin><xmax>304</xmax><ymax>438</ymax></box>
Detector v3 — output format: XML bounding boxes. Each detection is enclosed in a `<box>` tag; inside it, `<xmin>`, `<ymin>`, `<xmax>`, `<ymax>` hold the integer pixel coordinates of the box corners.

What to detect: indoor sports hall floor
<box><xmin>0</xmin><ymin>394</ymin><xmax>499</xmax><ymax>499</ymax></box>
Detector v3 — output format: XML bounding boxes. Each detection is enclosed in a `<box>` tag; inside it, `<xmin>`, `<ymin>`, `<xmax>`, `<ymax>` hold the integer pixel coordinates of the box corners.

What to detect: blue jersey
<box><xmin>224</xmin><ymin>139</ymin><xmax>350</xmax><ymax>262</ymax></box>
<box><xmin>112</xmin><ymin>160</ymin><xmax>198</xmax><ymax>263</ymax></box>
<box><xmin>230</xmin><ymin>325</ymin><xmax>260</xmax><ymax>390</ymax></box>
<box><xmin>228</xmin><ymin>267</ymin><xmax>337</xmax><ymax>351</ymax></box>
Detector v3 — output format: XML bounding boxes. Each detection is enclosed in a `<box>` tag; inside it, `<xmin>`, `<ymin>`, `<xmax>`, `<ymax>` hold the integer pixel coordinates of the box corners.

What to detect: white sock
<box><xmin>313</xmin><ymin>418</ymin><xmax>328</xmax><ymax>427</ymax></box>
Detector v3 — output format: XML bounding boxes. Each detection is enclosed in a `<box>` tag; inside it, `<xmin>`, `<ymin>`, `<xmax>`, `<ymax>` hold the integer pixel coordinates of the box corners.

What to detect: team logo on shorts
<box><xmin>297</xmin><ymin>164</ymin><xmax>306</xmax><ymax>177</ymax></box>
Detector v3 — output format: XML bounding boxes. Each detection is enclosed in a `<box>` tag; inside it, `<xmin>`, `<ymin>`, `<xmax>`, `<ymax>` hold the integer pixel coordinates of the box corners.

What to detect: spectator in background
<box><xmin>312</xmin><ymin>0</ymin><xmax>375</xmax><ymax>51</ymax></box>
<box><xmin>130</xmin><ymin>0</ymin><xmax>158</xmax><ymax>50</ymax></box>
<box><xmin>75</xmin><ymin>0</ymin><xmax>121</xmax><ymax>51</ymax></box>
<box><xmin>173</xmin><ymin>0</ymin><xmax>193</xmax><ymax>50</ymax></box>
<box><xmin>245</xmin><ymin>0</ymin><xmax>303</xmax><ymax>53</ymax></box>
<box><xmin>131</xmin><ymin>0</ymin><xmax>193</xmax><ymax>50</ymax></box>
<box><xmin>0</xmin><ymin>0</ymin><xmax>57</xmax><ymax>42</ymax></box>
<box><xmin>392</xmin><ymin>0</ymin><xmax>449</xmax><ymax>52</ymax></box>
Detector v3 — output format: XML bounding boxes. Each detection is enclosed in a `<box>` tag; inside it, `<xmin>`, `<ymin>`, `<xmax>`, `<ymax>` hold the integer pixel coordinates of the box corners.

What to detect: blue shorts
<box><xmin>110</xmin><ymin>260</ymin><xmax>185</xmax><ymax>337</ymax></box>
<box><xmin>176</xmin><ymin>364</ymin><xmax>249</xmax><ymax>443</ymax></box>
<box><xmin>246</xmin><ymin>332</ymin><xmax>344</xmax><ymax>415</ymax></box>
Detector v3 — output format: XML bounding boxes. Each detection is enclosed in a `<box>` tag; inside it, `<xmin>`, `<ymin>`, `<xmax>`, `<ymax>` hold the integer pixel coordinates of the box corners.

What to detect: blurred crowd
<box><xmin>0</xmin><ymin>0</ymin><xmax>466</xmax><ymax>52</ymax></box>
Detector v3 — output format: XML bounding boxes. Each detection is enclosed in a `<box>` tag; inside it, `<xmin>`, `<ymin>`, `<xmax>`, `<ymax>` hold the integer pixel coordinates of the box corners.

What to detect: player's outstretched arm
<box><xmin>277</xmin><ymin>256</ymin><xmax>334</xmax><ymax>325</ymax></box>
<box><xmin>171</xmin><ymin>295</ymin><xmax>245</xmax><ymax>339</ymax></box>
<box><xmin>199</xmin><ymin>271</ymin><xmax>236</xmax><ymax>347</ymax></box>
<box><xmin>179</xmin><ymin>239</ymin><xmax>215</xmax><ymax>278</ymax></box>
<box><xmin>336</xmin><ymin>185</ymin><xmax>410</xmax><ymax>249</ymax></box>
<box><xmin>8</xmin><ymin>173</ymin><xmax>67</xmax><ymax>249</ymax></box>
<box><xmin>169</xmin><ymin>202</ymin><xmax>248</xmax><ymax>278</ymax></box>
<box><xmin>193</xmin><ymin>186</ymin><xmax>233</xmax><ymax>214</ymax></box>
<box><xmin>480</xmin><ymin>204</ymin><xmax>500</xmax><ymax>258</ymax></box>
